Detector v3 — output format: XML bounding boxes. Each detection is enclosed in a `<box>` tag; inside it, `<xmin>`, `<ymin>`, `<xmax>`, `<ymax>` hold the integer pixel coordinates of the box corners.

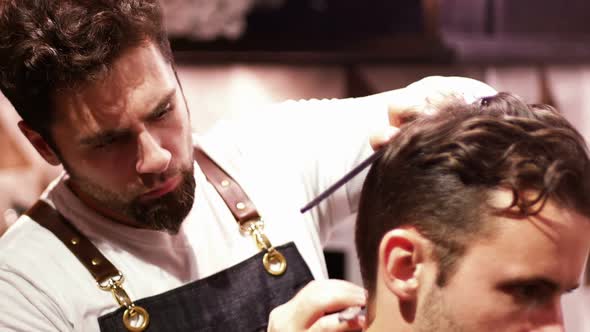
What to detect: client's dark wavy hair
<box><xmin>355</xmin><ymin>92</ymin><xmax>590</xmax><ymax>294</ymax></box>
<box><xmin>0</xmin><ymin>0</ymin><xmax>172</xmax><ymax>144</ymax></box>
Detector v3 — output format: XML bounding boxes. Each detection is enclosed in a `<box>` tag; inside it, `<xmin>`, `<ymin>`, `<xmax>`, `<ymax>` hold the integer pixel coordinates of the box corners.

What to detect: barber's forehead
<box><xmin>52</xmin><ymin>44</ymin><xmax>175</xmax><ymax>129</ymax></box>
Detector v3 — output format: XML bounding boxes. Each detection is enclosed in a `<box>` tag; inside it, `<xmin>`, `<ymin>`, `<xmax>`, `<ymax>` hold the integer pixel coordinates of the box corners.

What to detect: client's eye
<box><xmin>500</xmin><ymin>281</ymin><xmax>556</xmax><ymax>306</ymax></box>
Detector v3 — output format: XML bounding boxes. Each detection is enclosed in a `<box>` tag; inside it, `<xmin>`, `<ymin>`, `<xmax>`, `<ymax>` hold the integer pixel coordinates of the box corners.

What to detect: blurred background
<box><xmin>1</xmin><ymin>0</ymin><xmax>589</xmax><ymax>325</ymax></box>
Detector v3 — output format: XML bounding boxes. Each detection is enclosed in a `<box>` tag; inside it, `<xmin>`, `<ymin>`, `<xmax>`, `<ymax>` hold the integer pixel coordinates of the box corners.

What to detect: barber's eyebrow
<box><xmin>79</xmin><ymin>128</ymin><xmax>130</xmax><ymax>147</ymax></box>
<box><xmin>79</xmin><ymin>89</ymin><xmax>176</xmax><ymax>147</ymax></box>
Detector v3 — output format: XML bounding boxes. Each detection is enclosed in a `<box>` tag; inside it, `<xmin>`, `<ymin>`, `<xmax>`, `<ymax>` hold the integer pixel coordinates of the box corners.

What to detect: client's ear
<box><xmin>18</xmin><ymin>121</ymin><xmax>61</xmax><ymax>166</ymax></box>
<box><xmin>379</xmin><ymin>228</ymin><xmax>426</xmax><ymax>300</ymax></box>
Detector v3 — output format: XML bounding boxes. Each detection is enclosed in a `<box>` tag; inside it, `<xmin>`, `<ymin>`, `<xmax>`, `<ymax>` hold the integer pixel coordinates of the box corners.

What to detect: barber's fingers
<box><xmin>369</xmin><ymin>126</ymin><xmax>400</xmax><ymax>151</ymax></box>
<box><xmin>388</xmin><ymin>107</ymin><xmax>421</xmax><ymax>128</ymax></box>
<box><xmin>295</xmin><ymin>280</ymin><xmax>366</xmax><ymax>324</ymax></box>
<box><xmin>386</xmin><ymin>76</ymin><xmax>469</xmax><ymax>128</ymax></box>
<box><xmin>387</xmin><ymin>76</ymin><xmax>497</xmax><ymax>128</ymax></box>
<box><xmin>267</xmin><ymin>279</ymin><xmax>367</xmax><ymax>332</ymax></box>
<box><xmin>309</xmin><ymin>311</ymin><xmax>365</xmax><ymax>332</ymax></box>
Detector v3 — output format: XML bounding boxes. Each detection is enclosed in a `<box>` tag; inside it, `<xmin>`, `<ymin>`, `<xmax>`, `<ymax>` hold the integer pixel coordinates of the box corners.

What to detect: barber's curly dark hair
<box><xmin>0</xmin><ymin>0</ymin><xmax>171</xmax><ymax>142</ymax></box>
<box><xmin>356</xmin><ymin>92</ymin><xmax>590</xmax><ymax>293</ymax></box>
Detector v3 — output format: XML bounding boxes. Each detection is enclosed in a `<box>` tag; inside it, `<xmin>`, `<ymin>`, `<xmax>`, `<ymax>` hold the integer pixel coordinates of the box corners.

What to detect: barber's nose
<box><xmin>136</xmin><ymin>131</ymin><xmax>171</xmax><ymax>174</ymax></box>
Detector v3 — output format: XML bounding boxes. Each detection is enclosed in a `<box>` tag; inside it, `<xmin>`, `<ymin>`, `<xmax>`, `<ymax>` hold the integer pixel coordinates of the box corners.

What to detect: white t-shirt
<box><xmin>0</xmin><ymin>76</ymin><xmax>499</xmax><ymax>331</ymax></box>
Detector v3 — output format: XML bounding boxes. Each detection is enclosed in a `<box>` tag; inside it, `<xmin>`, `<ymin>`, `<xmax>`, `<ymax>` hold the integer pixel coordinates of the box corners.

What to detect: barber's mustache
<box><xmin>137</xmin><ymin>165</ymin><xmax>191</xmax><ymax>190</ymax></box>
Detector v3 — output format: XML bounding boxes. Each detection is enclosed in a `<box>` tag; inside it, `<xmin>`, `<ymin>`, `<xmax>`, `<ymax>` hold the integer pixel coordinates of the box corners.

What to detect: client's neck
<box><xmin>364</xmin><ymin>285</ymin><xmax>413</xmax><ymax>332</ymax></box>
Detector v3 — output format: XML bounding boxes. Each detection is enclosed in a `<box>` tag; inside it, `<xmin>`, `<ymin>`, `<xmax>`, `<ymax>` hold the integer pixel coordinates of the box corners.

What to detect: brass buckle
<box><xmin>97</xmin><ymin>272</ymin><xmax>150</xmax><ymax>331</ymax></box>
<box><xmin>97</xmin><ymin>271</ymin><xmax>125</xmax><ymax>291</ymax></box>
<box><xmin>241</xmin><ymin>219</ymin><xmax>287</xmax><ymax>276</ymax></box>
<box><xmin>122</xmin><ymin>305</ymin><xmax>150</xmax><ymax>332</ymax></box>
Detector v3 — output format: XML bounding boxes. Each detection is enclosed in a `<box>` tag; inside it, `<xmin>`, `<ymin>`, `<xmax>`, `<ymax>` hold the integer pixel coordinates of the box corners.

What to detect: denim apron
<box><xmin>97</xmin><ymin>242</ymin><xmax>314</xmax><ymax>331</ymax></box>
<box><xmin>27</xmin><ymin>148</ymin><xmax>317</xmax><ymax>331</ymax></box>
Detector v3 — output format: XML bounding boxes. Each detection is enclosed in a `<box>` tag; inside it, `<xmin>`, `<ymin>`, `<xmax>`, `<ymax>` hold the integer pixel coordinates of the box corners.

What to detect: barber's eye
<box><xmin>153</xmin><ymin>103</ymin><xmax>172</xmax><ymax>120</ymax></box>
<box><xmin>93</xmin><ymin>137</ymin><xmax>116</xmax><ymax>149</ymax></box>
<box><xmin>92</xmin><ymin>134</ymin><xmax>131</xmax><ymax>150</ymax></box>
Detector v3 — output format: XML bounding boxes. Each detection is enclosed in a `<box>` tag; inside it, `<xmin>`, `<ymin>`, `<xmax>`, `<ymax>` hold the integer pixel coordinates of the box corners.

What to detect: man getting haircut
<box><xmin>0</xmin><ymin>0</ymin><xmax>501</xmax><ymax>330</ymax></box>
<box><xmin>355</xmin><ymin>93</ymin><xmax>590</xmax><ymax>331</ymax></box>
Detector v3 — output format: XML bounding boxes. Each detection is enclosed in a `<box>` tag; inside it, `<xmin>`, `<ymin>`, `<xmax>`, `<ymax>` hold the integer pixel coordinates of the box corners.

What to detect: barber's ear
<box><xmin>18</xmin><ymin>121</ymin><xmax>61</xmax><ymax>166</ymax></box>
<box><xmin>379</xmin><ymin>228</ymin><xmax>425</xmax><ymax>300</ymax></box>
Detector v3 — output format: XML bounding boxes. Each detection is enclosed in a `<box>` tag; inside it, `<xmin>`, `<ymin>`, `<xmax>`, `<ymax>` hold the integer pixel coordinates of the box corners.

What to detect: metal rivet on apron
<box><xmin>236</xmin><ymin>202</ymin><xmax>246</xmax><ymax>210</ymax></box>
<box><xmin>91</xmin><ymin>258</ymin><xmax>102</xmax><ymax>266</ymax></box>
<box><xmin>221</xmin><ymin>180</ymin><xmax>230</xmax><ymax>187</ymax></box>
<box><xmin>71</xmin><ymin>237</ymin><xmax>79</xmax><ymax>245</ymax></box>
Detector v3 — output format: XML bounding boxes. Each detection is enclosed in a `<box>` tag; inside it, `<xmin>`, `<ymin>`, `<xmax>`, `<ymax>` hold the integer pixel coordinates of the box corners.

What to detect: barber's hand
<box><xmin>387</xmin><ymin>76</ymin><xmax>497</xmax><ymax>118</ymax></box>
<box><xmin>368</xmin><ymin>77</ymin><xmax>446</xmax><ymax>151</ymax></box>
<box><xmin>370</xmin><ymin>76</ymin><xmax>498</xmax><ymax>151</ymax></box>
<box><xmin>267</xmin><ymin>279</ymin><xmax>367</xmax><ymax>332</ymax></box>
<box><xmin>369</xmin><ymin>126</ymin><xmax>400</xmax><ymax>151</ymax></box>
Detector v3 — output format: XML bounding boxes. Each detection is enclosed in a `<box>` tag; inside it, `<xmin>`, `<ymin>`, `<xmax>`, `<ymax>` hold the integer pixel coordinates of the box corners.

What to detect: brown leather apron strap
<box><xmin>194</xmin><ymin>147</ymin><xmax>259</xmax><ymax>224</ymax></box>
<box><xmin>194</xmin><ymin>147</ymin><xmax>288</xmax><ymax>276</ymax></box>
<box><xmin>26</xmin><ymin>201</ymin><xmax>150</xmax><ymax>330</ymax></box>
<box><xmin>24</xmin><ymin>200</ymin><xmax>119</xmax><ymax>284</ymax></box>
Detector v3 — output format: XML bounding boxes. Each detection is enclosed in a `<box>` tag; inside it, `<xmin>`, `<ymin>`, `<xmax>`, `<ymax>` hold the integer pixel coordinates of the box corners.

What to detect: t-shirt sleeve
<box><xmin>0</xmin><ymin>266</ymin><xmax>71</xmax><ymax>331</ymax></box>
<box><xmin>201</xmin><ymin>76</ymin><xmax>497</xmax><ymax>244</ymax></box>
<box><xmin>276</xmin><ymin>76</ymin><xmax>497</xmax><ymax>242</ymax></box>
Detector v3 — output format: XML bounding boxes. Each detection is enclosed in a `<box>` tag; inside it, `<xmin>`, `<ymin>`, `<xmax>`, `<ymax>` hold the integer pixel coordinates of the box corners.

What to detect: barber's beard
<box><xmin>68</xmin><ymin>166</ymin><xmax>196</xmax><ymax>234</ymax></box>
<box><xmin>415</xmin><ymin>285</ymin><xmax>465</xmax><ymax>332</ymax></box>
<box><xmin>129</xmin><ymin>170</ymin><xmax>195</xmax><ymax>233</ymax></box>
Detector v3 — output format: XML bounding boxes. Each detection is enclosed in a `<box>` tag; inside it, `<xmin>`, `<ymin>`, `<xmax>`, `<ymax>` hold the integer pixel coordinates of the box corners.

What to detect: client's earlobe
<box><xmin>379</xmin><ymin>228</ymin><xmax>424</xmax><ymax>300</ymax></box>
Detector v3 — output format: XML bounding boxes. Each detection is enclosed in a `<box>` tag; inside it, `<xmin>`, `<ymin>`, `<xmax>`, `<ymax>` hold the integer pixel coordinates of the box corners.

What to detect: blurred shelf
<box><xmin>445</xmin><ymin>34</ymin><xmax>590</xmax><ymax>65</ymax></box>
<box><xmin>172</xmin><ymin>35</ymin><xmax>454</xmax><ymax>65</ymax></box>
<box><xmin>172</xmin><ymin>35</ymin><xmax>590</xmax><ymax>66</ymax></box>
